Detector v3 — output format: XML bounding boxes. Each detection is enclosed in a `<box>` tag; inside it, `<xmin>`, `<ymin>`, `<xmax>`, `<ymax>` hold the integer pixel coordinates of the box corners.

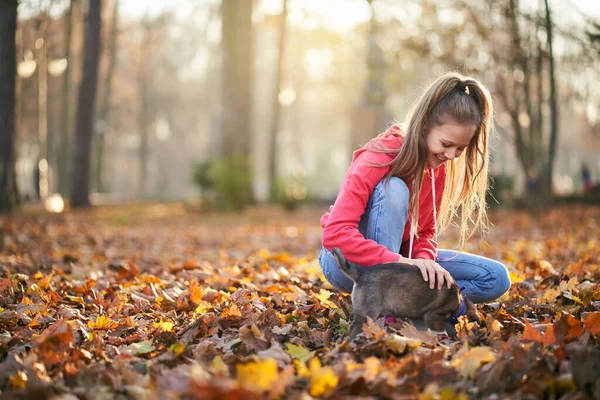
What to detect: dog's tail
<box><xmin>331</xmin><ymin>247</ymin><xmax>361</xmax><ymax>282</ymax></box>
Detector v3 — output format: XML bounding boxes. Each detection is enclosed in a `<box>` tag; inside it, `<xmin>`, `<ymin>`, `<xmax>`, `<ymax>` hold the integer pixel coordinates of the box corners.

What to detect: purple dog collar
<box><xmin>453</xmin><ymin>299</ymin><xmax>467</xmax><ymax>318</ymax></box>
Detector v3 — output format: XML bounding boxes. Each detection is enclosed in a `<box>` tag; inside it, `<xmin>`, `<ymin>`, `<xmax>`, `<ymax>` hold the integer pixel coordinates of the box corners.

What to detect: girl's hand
<box><xmin>399</xmin><ymin>256</ymin><xmax>454</xmax><ymax>290</ymax></box>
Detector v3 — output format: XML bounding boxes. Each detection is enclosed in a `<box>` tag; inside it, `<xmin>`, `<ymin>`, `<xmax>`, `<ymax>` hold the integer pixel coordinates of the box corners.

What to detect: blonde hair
<box><xmin>366</xmin><ymin>72</ymin><xmax>493</xmax><ymax>246</ymax></box>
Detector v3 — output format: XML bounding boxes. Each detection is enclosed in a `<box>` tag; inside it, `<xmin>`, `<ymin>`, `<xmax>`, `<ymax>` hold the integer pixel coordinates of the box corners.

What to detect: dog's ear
<box><xmin>464</xmin><ymin>297</ymin><xmax>481</xmax><ymax>324</ymax></box>
<box><xmin>331</xmin><ymin>248</ymin><xmax>347</xmax><ymax>269</ymax></box>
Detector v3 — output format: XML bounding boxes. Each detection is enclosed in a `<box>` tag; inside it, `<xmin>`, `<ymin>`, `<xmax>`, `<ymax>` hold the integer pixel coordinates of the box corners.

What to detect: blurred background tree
<box><xmin>1</xmin><ymin>0</ymin><xmax>598</xmax><ymax>213</ymax></box>
<box><xmin>0</xmin><ymin>0</ymin><xmax>19</xmax><ymax>213</ymax></box>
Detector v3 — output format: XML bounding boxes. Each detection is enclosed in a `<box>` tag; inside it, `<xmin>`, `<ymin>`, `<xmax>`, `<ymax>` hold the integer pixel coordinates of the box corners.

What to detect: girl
<box><xmin>319</xmin><ymin>72</ymin><xmax>511</xmax><ymax>313</ymax></box>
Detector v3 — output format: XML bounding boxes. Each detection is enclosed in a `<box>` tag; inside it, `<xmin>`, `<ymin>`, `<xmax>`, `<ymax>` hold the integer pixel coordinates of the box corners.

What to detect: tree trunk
<box><xmin>95</xmin><ymin>0</ymin><xmax>118</xmax><ymax>193</ymax></box>
<box><xmin>268</xmin><ymin>0</ymin><xmax>288</xmax><ymax>200</ymax></box>
<box><xmin>58</xmin><ymin>0</ymin><xmax>76</xmax><ymax>196</ymax></box>
<box><xmin>220</xmin><ymin>0</ymin><xmax>253</xmax><ymax>158</ymax></box>
<box><xmin>544</xmin><ymin>0</ymin><xmax>558</xmax><ymax>202</ymax></box>
<box><xmin>0</xmin><ymin>0</ymin><xmax>18</xmax><ymax>213</ymax></box>
<box><xmin>70</xmin><ymin>0</ymin><xmax>102</xmax><ymax>208</ymax></box>
<box><xmin>138</xmin><ymin>20</ymin><xmax>152</xmax><ymax>198</ymax></box>
<box><xmin>219</xmin><ymin>0</ymin><xmax>254</xmax><ymax>208</ymax></box>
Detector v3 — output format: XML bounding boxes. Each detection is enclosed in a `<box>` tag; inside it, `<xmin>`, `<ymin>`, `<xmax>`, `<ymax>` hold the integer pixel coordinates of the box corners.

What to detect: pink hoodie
<box><xmin>320</xmin><ymin>125</ymin><xmax>446</xmax><ymax>266</ymax></box>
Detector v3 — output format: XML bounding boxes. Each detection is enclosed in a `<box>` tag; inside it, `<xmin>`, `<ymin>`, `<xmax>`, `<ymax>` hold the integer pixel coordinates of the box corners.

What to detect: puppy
<box><xmin>331</xmin><ymin>247</ymin><xmax>480</xmax><ymax>339</ymax></box>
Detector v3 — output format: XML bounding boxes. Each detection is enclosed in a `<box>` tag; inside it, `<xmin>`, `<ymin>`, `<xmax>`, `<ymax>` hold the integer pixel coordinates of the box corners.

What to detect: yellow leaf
<box><xmin>389</xmin><ymin>333</ymin><xmax>422</xmax><ymax>354</ymax></box>
<box><xmin>193</xmin><ymin>300</ymin><xmax>214</xmax><ymax>316</ymax></box>
<box><xmin>559</xmin><ymin>277</ymin><xmax>579</xmax><ymax>293</ymax></box>
<box><xmin>236</xmin><ymin>359</ymin><xmax>279</xmax><ymax>392</ymax></box>
<box><xmin>8</xmin><ymin>371</ymin><xmax>27</xmax><ymax>388</ymax></box>
<box><xmin>294</xmin><ymin>359</ymin><xmax>310</xmax><ymax>378</ymax></box>
<box><xmin>169</xmin><ymin>341</ymin><xmax>186</xmax><ymax>357</ymax></box>
<box><xmin>153</xmin><ymin>319</ymin><xmax>174</xmax><ymax>332</ymax></box>
<box><xmin>285</xmin><ymin>343</ymin><xmax>315</xmax><ymax>362</ymax></box>
<box><xmin>309</xmin><ymin>358</ymin><xmax>339</xmax><ymax>397</ymax></box>
<box><xmin>315</xmin><ymin>289</ymin><xmax>338</xmax><ymax>309</ymax></box>
<box><xmin>211</xmin><ymin>356</ymin><xmax>229</xmax><ymax>376</ymax></box>
<box><xmin>538</xmin><ymin>287</ymin><xmax>560</xmax><ymax>304</ymax></box>
<box><xmin>87</xmin><ymin>315</ymin><xmax>114</xmax><ymax>330</ymax></box>
<box><xmin>509</xmin><ymin>271</ymin><xmax>524</xmax><ymax>283</ymax></box>
<box><xmin>451</xmin><ymin>346</ymin><xmax>496</xmax><ymax>378</ymax></box>
<box><xmin>363</xmin><ymin>357</ymin><xmax>381</xmax><ymax>382</ymax></box>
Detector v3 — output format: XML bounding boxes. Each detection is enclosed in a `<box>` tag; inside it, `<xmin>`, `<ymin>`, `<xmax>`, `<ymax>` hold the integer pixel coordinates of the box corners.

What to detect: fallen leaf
<box><xmin>583</xmin><ymin>312</ymin><xmax>600</xmax><ymax>336</ymax></box>
<box><xmin>362</xmin><ymin>317</ymin><xmax>386</xmax><ymax>341</ymax></box>
<box><xmin>308</xmin><ymin>358</ymin><xmax>339</xmax><ymax>397</ymax></box>
<box><xmin>399</xmin><ymin>323</ymin><xmax>438</xmax><ymax>345</ymax></box>
<box><xmin>126</xmin><ymin>340</ymin><xmax>155</xmax><ymax>355</ymax></box>
<box><xmin>285</xmin><ymin>343</ymin><xmax>315</xmax><ymax>362</ymax></box>
<box><xmin>451</xmin><ymin>346</ymin><xmax>496</xmax><ymax>379</ymax></box>
<box><xmin>236</xmin><ymin>358</ymin><xmax>279</xmax><ymax>392</ymax></box>
<box><xmin>521</xmin><ymin>320</ymin><xmax>543</xmax><ymax>343</ymax></box>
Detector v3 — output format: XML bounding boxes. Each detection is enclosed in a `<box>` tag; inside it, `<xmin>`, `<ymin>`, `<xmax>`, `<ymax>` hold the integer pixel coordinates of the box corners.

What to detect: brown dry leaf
<box><xmin>34</xmin><ymin>320</ymin><xmax>75</xmax><ymax>367</ymax></box>
<box><xmin>362</xmin><ymin>317</ymin><xmax>386</xmax><ymax>341</ymax></box>
<box><xmin>583</xmin><ymin>312</ymin><xmax>600</xmax><ymax>336</ymax></box>
<box><xmin>399</xmin><ymin>323</ymin><xmax>438</xmax><ymax>345</ymax></box>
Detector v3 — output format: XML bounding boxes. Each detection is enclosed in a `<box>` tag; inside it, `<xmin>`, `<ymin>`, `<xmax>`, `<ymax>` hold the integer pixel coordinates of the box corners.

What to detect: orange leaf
<box><xmin>221</xmin><ymin>304</ymin><xmax>242</xmax><ymax>319</ymax></box>
<box><xmin>553</xmin><ymin>314</ymin><xmax>583</xmax><ymax>344</ymax></box>
<box><xmin>362</xmin><ymin>318</ymin><xmax>386</xmax><ymax>341</ymax></box>
<box><xmin>583</xmin><ymin>312</ymin><xmax>600</xmax><ymax>336</ymax></box>
<box><xmin>522</xmin><ymin>320</ymin><xmax>542</xmax><ymax>343</ymax></box>
<box><xmin>542</xmin><ymin>324</ymin><xmax>556</xmax><ymax>346</ymax></box>
<box><xmin>189</xmin><ymin>280</ymin><xmax>204</xmax><ymax>305</ymax></box>
<box><xmin>182</xmin><ymin>259</ymin><xmax>199</xmax><ymax>270</ymax></box>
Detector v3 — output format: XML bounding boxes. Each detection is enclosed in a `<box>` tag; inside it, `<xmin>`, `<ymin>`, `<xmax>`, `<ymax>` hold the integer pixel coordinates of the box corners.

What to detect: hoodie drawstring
<box><xmin>408</xmin><ymin>168</ymin><xmax>437</xmax><ymax>259</ymax></box>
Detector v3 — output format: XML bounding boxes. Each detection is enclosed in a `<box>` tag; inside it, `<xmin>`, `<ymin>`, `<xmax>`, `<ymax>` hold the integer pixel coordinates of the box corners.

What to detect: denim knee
<box><xmin>318</xmin><ymin>247</ymin><xmax>353</xmax><ymax>293</ymax></box>
<box><xmin>376</xmin><ymin>177</ymin><xmax>410</xmax><ymax>216</ymax></box>
<box><xmin>489</xmin><ymin>260</ymin><xmax>511</xmax><ymax>298</ymax></box>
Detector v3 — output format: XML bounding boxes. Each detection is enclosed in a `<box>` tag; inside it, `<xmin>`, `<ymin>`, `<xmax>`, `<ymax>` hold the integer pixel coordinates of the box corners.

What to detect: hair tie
<box><xmin>455</xmin><ymin>81</ymin><xmax>469</xmax><ymax>94</ymax></box>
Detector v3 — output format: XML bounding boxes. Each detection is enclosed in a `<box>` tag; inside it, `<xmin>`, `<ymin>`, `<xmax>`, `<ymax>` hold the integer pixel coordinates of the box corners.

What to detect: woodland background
<box><xmin>0</xmin><ymin>0</ymin><xmax>600</xmax><ymax>211</ymax></box>
<box><xmin>0</xmin><ymin>1</ymin><xmax>600</xmax><ymax>399</ymax></box>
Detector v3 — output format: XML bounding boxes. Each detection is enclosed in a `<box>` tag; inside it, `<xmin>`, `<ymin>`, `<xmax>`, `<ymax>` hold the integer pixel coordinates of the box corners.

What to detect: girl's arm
<box><xmin>322</xmin><ymin>161</ymin><xmax>399</xmax><ymax>267</ymax></box>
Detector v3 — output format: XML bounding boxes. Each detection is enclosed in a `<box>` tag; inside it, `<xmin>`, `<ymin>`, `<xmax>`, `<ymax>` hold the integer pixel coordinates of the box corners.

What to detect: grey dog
<box><xmin>331</xmin><ymin>247</ymin><xmax>480</xmax><ymax>339</ymax></box>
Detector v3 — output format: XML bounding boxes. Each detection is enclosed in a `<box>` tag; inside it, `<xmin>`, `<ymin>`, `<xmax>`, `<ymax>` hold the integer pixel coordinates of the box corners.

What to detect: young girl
<box><xmin>319</xmin><ymin>72</ymin><xmax>511</xmax><ymax>314</ymax></box>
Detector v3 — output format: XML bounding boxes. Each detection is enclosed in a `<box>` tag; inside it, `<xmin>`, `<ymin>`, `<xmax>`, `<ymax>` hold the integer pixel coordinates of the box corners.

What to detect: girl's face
<box><xmin>425</xmin><ymin>119</ymin><xmax>476</xmax><ymax>168</ymax></box>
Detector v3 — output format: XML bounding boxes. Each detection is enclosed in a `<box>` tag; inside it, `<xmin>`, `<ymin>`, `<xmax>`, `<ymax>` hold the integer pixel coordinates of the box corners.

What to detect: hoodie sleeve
<box><xmin>412</xmin><ymin>168</ymin><xmax>445</xmax><ymax>260</ymax></box>
<box><xmin>321</xmin><ymin>156</ymin><xmax>399</xmax><ymax>267</ymax></box>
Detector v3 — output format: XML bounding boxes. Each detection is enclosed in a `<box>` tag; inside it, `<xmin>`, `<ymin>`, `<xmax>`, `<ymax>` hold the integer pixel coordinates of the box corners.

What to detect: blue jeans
<box><xmin>319</xmin><ymin>177</ymin><xmax>511</xmax><ymax>303</ymax></box>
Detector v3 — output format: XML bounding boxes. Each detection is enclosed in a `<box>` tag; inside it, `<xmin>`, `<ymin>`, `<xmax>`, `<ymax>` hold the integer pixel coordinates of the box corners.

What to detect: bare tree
<box><xmin>137</xmin><ymin>16</ymin><xmax>153</xmax><ymax>198</ymax></box>
<box><xmin>94</xmin><ymin>0</ymin><xmax>118</xmax><ymax>193</ymax></box>
<box><xmin>543</xmin><ymin>0</ymin><xmax>558</xmax><ymax>202</ymax></box>
<box><xmin>70</xmin><ymin>0</ymin><xmax>102</xmax><ymax>207</ymax></box>
<box><xmin>0</xmin><ymin>0</ymin><xmax>19</xmax><ymax>213</ymax></box>
<box><xmin>57</xmin><ymin>0</ymin><xmax>76</xmax><ymax>196</ymax></box>
<box><xmin>268</xmin><ymin>0</ymin><xmax>288</xmax><ymax>200</ymax></box>
<box><xmin>220</xmin><ymin>0</ymin><xmax>253</xmax><ymax>158</ymax></box>
<box><xmin>396</xmin><ymin>0</ymin><xmax>567</xmax><ymax>204</ymax></box>
<box><xmin>218</xmin><ymin>0</ymin><xmax>254</xmax><ymax>208</ymax></box>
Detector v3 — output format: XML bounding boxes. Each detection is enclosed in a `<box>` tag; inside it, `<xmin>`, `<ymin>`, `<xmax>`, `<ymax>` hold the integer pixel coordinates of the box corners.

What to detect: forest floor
<box><xmin>0</xmin><ymin>203</ymin><xmax>599</xmax><ymax>399</ymax></box>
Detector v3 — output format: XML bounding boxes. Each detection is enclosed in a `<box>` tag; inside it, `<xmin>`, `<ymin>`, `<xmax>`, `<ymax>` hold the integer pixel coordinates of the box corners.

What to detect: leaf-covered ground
<box><xmin>0</xmin><ymin>203</ymin><xmax>599</xmax><ymax>399</ymax></box>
